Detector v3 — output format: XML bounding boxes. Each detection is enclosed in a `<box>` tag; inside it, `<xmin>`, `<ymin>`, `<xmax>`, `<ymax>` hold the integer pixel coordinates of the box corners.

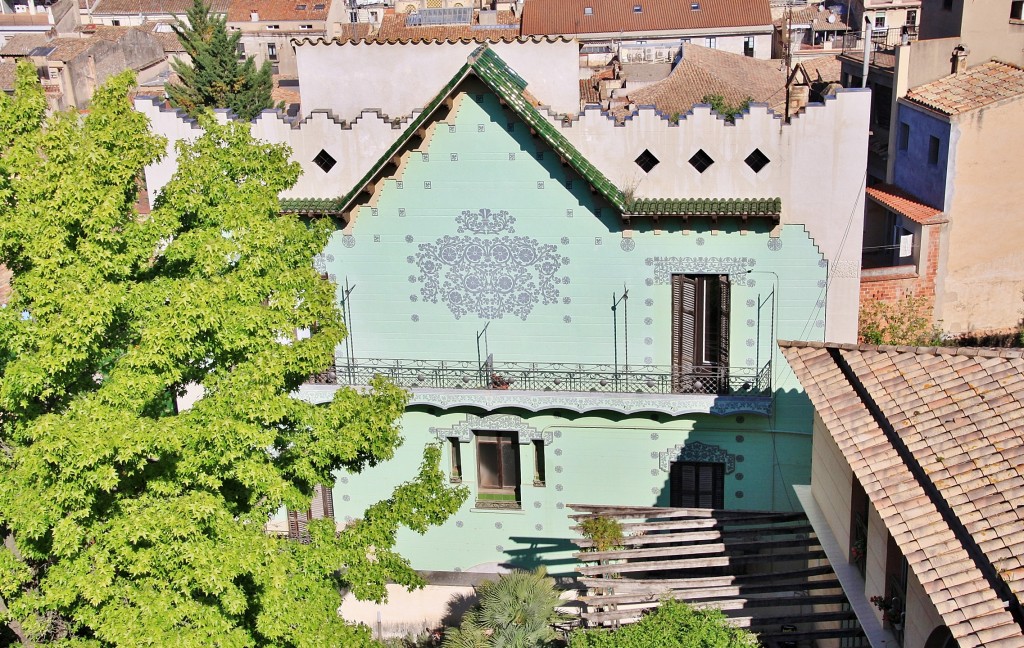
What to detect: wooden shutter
<box><xmin>287</xmin><ymin>509</ymin><xmax>310</xmax><ymax>543</ymax></box>
<box><xmin>671</xmin><ymin>275</ymin><xmax>698</xmax><ymax>392</ymax></box>
<box><xmin>717</xmin><ymin>275</ymin><xmax>730</xmax><ymax>393</ymax></box>
<box><xmin>669</xmin><ymin>461</ymin><xmax>696</xmax><ymax>508</ymax></box>
<box><xmin>670</xmin><ymin>462</ymin><xmax>724</xmax><ymax>509</ymax></box>
<box><xmin>311</xmin><ymin>484</ymin><xmax>335</xmax><ymax>520</ymax></box>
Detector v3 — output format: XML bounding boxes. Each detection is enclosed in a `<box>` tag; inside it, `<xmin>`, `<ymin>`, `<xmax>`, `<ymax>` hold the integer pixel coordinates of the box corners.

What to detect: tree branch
<box><xmin>0</xmin><ymin>588</ymin><xmax>32</xmax><ymax>646</ymax></box>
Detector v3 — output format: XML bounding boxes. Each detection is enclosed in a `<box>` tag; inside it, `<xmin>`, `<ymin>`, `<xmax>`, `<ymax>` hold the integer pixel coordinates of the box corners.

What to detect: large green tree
<box><xmin>166</xmin><ymin>0</ymin><xmax>276</xmax><ymax>121</ymax></box>
<box><xmin>0</xmin><ymin>63</ymin><xmax>465</xmax><ymax>646</ymax></box>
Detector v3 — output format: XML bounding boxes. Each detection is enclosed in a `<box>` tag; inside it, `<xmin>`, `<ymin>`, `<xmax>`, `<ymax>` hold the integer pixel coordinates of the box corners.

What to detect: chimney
<box><xmin>952</xmin><ymin>44</ymin><xmax>969</xmax><ymax>74</ymax></box>
<box><xmin>27</xmin><ymin>0</ymin><xmax>36</xmax><ymax>15</ymax></box>
<box><xmin>250</xmin><ymin>9</ymin><xmax>259</xmax><ymax>20</ymax></box>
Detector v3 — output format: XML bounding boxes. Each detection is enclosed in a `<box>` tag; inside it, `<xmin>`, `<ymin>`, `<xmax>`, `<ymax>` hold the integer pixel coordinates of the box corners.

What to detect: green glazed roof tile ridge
<box><xmin>468</xmin><ymin>46</ymin><xmax>628</xmax><ymax>211</ymax></box>
<box><xmin>622</xmin><ymin>197</ymin><xmax>783</xmax><ymax>216</ymax></box>
<box><xmin>334</xmin><ymin>60</ymin><xmax>474</xmax><ymax>214</ymax></box>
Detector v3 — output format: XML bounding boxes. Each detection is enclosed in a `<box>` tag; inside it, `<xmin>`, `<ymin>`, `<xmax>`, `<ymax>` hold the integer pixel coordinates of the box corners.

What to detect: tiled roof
<box><xmin>579</xmin><ymin>76</ymin><xmax>600</xmax><ymax>105</ymax></box>
<box><xmin>628</xmin><ymin>43</ymin><xmax>788</xmax><ymax>115</ymax></box>
<box><xmin>522</xmin><ymin>0</ymin><xmax>771</xmax><ymax>37</ymax></box>
<box><xmin>780</xmin><ymin>341</ymin><xmax>1024</xmax><ymax>648</ymax></box>
<box><xmin>334</xmin><ymin>22</ymin><xmax>371</xmax><ymax>41</ymax></box>
<box><xmin>0</xmin><ymin>33</ymin><xmax>50</xmax><ymax>57</ymax></box>
<box><xmin>799</xmin><ymin>54</ymin><xmax>842</xmax><ymax>83</ymax></box>
<box><xmin>90</xmin><ymin>0</ymin><xmax>229</xmax><ymax>16</ymax></box>
<box><xmin>865</xmin><ymin>183</ymin><xmax>945</xmax><ymax>225</ymax></box>
<box><xmin>0</xmin><ymin>59</ymin><xmax>16</xmax><ymax>92</ymax></box>
<box><xmin>140</xmin><ymin>23</ymin><xmax>185</xmax><ymax>52</ymax></box>
<box><xmin>46</xmin><ymin>37</ymin><xmax>95</xmax><ymax>62</ymax></box>
<box><xmin>279</xmin><ymin>197</ymin><xmax>346</xmax><ymax>214</ymax></box>
<box><xmin>227</xmin><ymin>0</ymin><xmax>331</xmax><ymax>23</ymax></box>
<box><xmin>371</xmin><ymin>9</ymin><xmax>520</xmax><ymax>43</ymax></box>
<box><xmin>904</xmin><ymin>60</ymin><xmax>1024</xmax><ymax>116</ymax></box>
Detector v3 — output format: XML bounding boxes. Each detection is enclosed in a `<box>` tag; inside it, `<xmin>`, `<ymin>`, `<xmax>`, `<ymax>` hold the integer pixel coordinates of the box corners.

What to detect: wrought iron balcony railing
<box><xmin>308</xmin><ymin>357</ymin><xmax>771</xmax><ymax>397</ymax></box>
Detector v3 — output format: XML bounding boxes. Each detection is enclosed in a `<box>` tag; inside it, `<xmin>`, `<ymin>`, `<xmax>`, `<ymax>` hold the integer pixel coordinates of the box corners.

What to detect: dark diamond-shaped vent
<box><xmin>635</xmin><ymin>149</ymin><xmax>660</xmax><ymax>173</ymax></box>
<box><xmin>688</xmin><ymin>149</ymin><xmax>714</xmax><ymax>173</ymax></box>
<box><xmin>744</xmin><ymin>148</ymin><xmax>770</xmax><ymax>173</ymax></box>
<box><xmin>313</xmin><ymin>149</ymin><xmax>336</xmax><ymax>173</ymax></box>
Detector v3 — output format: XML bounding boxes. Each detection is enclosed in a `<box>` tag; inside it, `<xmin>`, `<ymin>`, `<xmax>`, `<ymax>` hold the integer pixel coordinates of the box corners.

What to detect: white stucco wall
<box><xmin>293</xmin><ymin>39</ymin><xmax>582</xmax><ymax>120</ymax></box>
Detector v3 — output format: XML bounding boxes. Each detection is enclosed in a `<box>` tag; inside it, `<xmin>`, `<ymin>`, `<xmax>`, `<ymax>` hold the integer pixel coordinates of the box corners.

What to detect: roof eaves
<box><xmin>468</xmin><ymin>45</ymin><xmax>628</xmax><ymax>212</ymax></box>
<box><xmin>334</xmin><ymin>58</ymin><xmax>475</xmax><ymax>215</ymax></box>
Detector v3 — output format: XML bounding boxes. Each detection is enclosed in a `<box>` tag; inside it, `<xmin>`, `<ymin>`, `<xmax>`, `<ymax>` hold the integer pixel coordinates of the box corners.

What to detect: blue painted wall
<box><xmin>892</xmin><ymin>103</ymin><xmax>952</xmax><ymax>209</ymax></box>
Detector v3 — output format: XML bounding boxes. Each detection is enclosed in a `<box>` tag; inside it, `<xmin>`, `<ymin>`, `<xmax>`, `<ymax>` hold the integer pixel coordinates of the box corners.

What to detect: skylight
<box><xmin>691</xmin><ymin>2</ymin><xmax>700</xmax><ymax>9</ymax></box>
<box><xmin>583</xmin><ymin>6</ymin><xmax>593</xmax><ymax>15</ymax></box>
<box><xmin>633</xmin><ymin>4</ymin><xmax>641</xmax><ymax>12</ymax></box>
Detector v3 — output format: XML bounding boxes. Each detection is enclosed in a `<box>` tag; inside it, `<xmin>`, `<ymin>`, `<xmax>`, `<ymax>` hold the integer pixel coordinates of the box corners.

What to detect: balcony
<box><xmin>301</xmin><ymin>357</ymin><xmax>773</xmax><ymax>417</ymax></box>
<box><xmin>839</xmin><ymin>26</ymin><xmax>918</xmax><ymax>70</ymax></box>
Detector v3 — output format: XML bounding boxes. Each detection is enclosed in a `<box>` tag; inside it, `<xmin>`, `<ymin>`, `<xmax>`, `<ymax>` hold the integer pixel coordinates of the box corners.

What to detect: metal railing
<box><xmin>309</xmin><ymin>357</ymin><xmax>771</xmax><ymax>396</ymax></box>
<box><xmin>840</xmin><ymin>26</ymin><xmax>918</xmax><ymax>62</ymax></box>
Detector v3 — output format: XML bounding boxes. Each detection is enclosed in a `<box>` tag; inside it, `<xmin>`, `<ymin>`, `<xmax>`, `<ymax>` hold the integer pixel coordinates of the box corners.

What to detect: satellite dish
<box><xmin>827</xmin><ymin>13</ymin><xmax>836</xmax><ymax>23</ymax></box>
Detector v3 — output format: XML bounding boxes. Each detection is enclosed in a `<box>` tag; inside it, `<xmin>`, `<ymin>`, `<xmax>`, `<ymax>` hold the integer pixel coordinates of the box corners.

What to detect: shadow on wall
<box><xmin>502</xmin><ymin>535</ymin><xmax>580</xmax><ymax>572</ymax></box>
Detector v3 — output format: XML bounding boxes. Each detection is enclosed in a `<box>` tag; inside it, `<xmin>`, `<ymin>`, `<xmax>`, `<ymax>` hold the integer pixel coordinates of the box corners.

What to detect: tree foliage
<box><xmin>700</xmin><ymin>94</ymin><xmax>752</xmax><ymax>124</ymax></box>
<box><xmin>442</xmin><ymin>568</ymin><xmax>563</xmax><ymax>648</ymax></box>
<box><xmin>166</xmin><ymin>0</ymin><xmax>276</xmax><ymax>121</ymax></box>
<box><xmin>0</xmin><ymin>67</ymin><xmax>466</xmax><ymax>646</ymax></box>
<box><xmin>569</xmin><ymin>600</ymin><xmax>758</xmax><ymax>648</ymax></box>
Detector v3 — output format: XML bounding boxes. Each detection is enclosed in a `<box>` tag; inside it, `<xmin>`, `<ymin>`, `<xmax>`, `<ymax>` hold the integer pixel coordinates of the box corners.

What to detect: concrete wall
<box><xmin>810</xmin><ymin>412</ymin><xmax>853</xmax><ymax>562</ymax></box>
<box><xmin>937</xmin><ymin>94</ymin><xmax>1024</xmax><ymax>333</ymax></box>
<box><xmin>294</xmin><ymin>39</ymin><xmax>582</xmax><ymax>120</ymax></box>
<box><xmin>61</xmin><ymin>30</ymin><xmax>166</xmax><ymax>108</ymax></box>
<box><xmin>918</xmin><ymin>0</ymin><xmax>1024</xmax><ymax>65</ymax></box>
<box><xmin>233</xmin><ymin>21</ymin><xmax>327</xmax><ymax>77</ymax></box>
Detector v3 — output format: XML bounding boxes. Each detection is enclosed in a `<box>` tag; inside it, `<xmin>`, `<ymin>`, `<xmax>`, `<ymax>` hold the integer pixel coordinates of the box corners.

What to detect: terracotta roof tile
<box><xmin>779</xmin><ymin>340</ymin><xmax>1024</xmax><ymax>646</ymax></box>
<box><xmin>780</xmin><ymin>4</ymin><xmax>849</xmax><ymax>31</ymax></box>
<box><xmin>371</xmin><ymin>9</ymin><xmax>520</xmax><ymax>43</ymax></box>
<box><xmin>0</xmin><ymin>59</ymin><xmax>15</xmax><ymax>92</ymax></box>
<box><xmin>227</xmin><ymin>0</ymin><xmax>331</xmax><ymax>23</ymax></box>
<box><xmin>0</xmin><ymin>33</ymin><xmax>50</xmax><ymax>57</ymax></box>
<box><xmin>628</xmin><ymin>43</ymin><xmax>788</xmax><ymax>115</ymax></box>
<box><xmin>91</xmin><ymin>0</ymin><xmax>229</xmax><ymax>16</ymax></box>
<box><xmin>865</xmin><ymin>183</ymin><xmax>945</xmax><ymax>225</ymax></box>
<box><xmin>522</xmin><ymin>0</ymin><xmax>771</xmax><ymax>36</ymax></box>
<box><xmin>905</xmin><ymin>60</ymin><xmax>1024</xmax><ymax>116</ymax></box>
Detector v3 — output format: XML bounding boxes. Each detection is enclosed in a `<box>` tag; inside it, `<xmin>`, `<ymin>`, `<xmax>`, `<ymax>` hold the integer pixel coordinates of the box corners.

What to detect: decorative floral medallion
<box><xmin>413</xmin><ymin>209</ymin><xmax>568</xmax><ymax>320</ymax></box>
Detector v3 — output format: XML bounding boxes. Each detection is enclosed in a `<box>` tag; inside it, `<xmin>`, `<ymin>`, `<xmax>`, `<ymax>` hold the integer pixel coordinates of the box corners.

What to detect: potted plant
<box><xmin>490</xmin><ymin>373</ymin><xmax>511</xmax><ymax>390</ymax></box>
<box><xmin>851</xmin><ymin>538</ymin><xmax>866</xmax><ymax>562</ymax></box>
<box><xmin>870</xmin><ymin>595</ymin><xmax>903</xmax><ymax>629</ymax></box>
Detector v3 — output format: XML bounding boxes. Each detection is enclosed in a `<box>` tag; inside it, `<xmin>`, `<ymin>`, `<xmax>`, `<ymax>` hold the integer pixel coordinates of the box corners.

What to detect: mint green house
<box><xmin>139</xmin><ymin>41</ymin><xmax>871</xmax><ymax>574</ymax></box>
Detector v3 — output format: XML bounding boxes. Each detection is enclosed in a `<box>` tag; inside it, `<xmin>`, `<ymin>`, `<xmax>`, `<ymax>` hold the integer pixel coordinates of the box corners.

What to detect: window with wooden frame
<box><xmin>669</xmin><ymin>461</ymin><xmax>724</xmax><ymax>508</ymax></box>
<box><xmin>476</xmin><ymin>432</ymin><xmax>520</xmax><ymax>507</ymax></box>
<box><xmin>448</xmin><ymin>437</ymin><xmax>463</xmax><ymax>482</ymax></box>
<box><xmin>671</xmin><ymin>274</ymin><xmax>730</xmax><ymax>394</ymax></box>
<box><xmin>287</xmin><ymin>484</ymin><xmax>335</xmax><ymax>544</ymax></box>
<box><xmin>532</xmin><ymin>440</ymin><xmax>546</xmax><ymax>486</ymax></box>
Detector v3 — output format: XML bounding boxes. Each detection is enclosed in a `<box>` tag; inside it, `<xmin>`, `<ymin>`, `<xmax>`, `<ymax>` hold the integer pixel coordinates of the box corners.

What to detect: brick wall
<box><xmin>859</xmin><ymin>222</ymin><xmax>940</xmax><ymax>311</ymax></box>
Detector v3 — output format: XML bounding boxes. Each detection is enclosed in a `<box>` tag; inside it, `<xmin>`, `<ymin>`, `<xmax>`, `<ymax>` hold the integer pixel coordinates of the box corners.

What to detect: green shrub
<box><xmin>569</xmin><ymin>599</ymin><xmax>758</xmax><ymax>648</ymax></box>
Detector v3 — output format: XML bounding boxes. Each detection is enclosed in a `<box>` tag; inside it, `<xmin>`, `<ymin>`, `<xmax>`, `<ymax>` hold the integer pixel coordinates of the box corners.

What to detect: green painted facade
<box><xmin>317</xmin><ymin>80</ymin><xmax>829</xmax><ymax>573</ymax></box>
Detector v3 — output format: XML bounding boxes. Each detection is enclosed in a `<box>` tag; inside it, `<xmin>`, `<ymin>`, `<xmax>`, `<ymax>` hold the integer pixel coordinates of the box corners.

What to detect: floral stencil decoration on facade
<box><xmin>414</xmin><ymin>209</ymin><xmax>568</xmax><ymax>320</ymax></box>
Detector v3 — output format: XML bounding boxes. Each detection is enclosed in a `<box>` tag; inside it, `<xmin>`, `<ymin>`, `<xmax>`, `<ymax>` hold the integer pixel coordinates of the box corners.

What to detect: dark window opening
<box><xmin>295</xmin><ymin>3</ymin><xmax>306</xmax><ymax>8</ymax></box>
<box><xmin>884</xmin><ymin>533</ymin><xmax>908</xmax><ymax>644</ymax></box>
<box><xmin>267</xmin><ymin>43</ymin><xmax>277</xmax><ymax>61</ymax></box>
<box><xmin>476</xmin><ymin>432</ymin><xmax>520</xmax><ymax>507</ymax></box>
<box><xmin>943</xmin><ymin>0</ymin><xmax>953</xmax><ymax>10</ymax></box>
<box><xmin>1013</xmin><ymin>1</ymin><xmax>1024</xmax><ymax>20</ymax></box>
<box><xmin>906</xmin><ymin>9</ymin><xmax>917</xmax><ymax>25</ymax></box>
<box><xmin>111</xmin><ymin>19</ymin><xmax>121</xmax><ymax>25</ymax></box>
<box><xmin>632</xmin><ymin>4</ymin><xmax>641</xmax><ymax>12</ymax></box>
<box><xmin>313</xmin><ymin>149</ymin><xmax>336</xmax><ymax>173</ymax></box>
<box><xmin>850</xmin><ymin>477</ymin><xmax>869</xmax><ymax>576</ymax></box>
<box><xmin>635</xmin><ymin>149</ymin><xmax>660</xmax><ymax>173</ymax></box>
<box><xmin>236</xmin><ymin>42</ymin><xmax>245</xmax><ymax>58</ymax></box>
<box><xmin>670</xmin><ymin>461</ymin><xmax>724</xmax><ymax>508</ymax></box>
<box><xmin>671</xmin><ymin>274</ymin><xmax>730</xmax><ymax>394</ymax></box>
<box><xmin>743</xmin><ymin>35</ymin><xmax>754</xmax><ymax>57</ymax></box>
<box><xmin>688</xmin><ymin>148</ymin><xmax>714</xmax><ymax>173</ymax></box>
<box><xmin>448</xmin><ymin>438</ymin><xmax>462</xmax><ymax>482</ymax></box>
<box><xmin>744</xmin><ymin>148</ymin><xmax>770</xmax><ymax>173</ymax></box>
<box><xmin>532</xmin><ymin>440</ymin><xmax>546</xmax><ymax>486</ymax></box>
<box><xmin>928</xmin><ymin>135</ymin><xmax>940</xmax><ymax>166</ymax></box>
<box><xmin>287</xmin><ymin>484</ymin><xmax>334</xmax><ymax>544</ymax></box>
<box><xmin>898</xmin><ymin>122</ymin><xmax>910</xmax><ymax>150</ymax></box>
